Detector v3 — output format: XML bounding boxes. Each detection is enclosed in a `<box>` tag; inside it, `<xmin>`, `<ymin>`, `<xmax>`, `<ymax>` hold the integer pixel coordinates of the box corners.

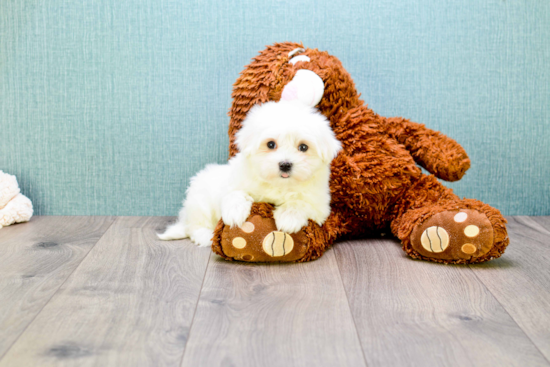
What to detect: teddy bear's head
<box><xmin>228</xmin><ymin>42</ymin><xmax>364</xmax><ymax>157</ymax></box>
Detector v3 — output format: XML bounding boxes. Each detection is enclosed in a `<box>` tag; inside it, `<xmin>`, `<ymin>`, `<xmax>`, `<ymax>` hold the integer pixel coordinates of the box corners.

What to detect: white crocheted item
<box><xmin>0</xmin><ymin>171</ymin><xmax>33</xmax><ymax>228</ymax></box>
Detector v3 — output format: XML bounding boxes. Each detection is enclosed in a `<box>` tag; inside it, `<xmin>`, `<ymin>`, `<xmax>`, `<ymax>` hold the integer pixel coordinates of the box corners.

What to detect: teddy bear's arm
<box><xmin>382</xmin><ymin>117</ymin><xmax>471</xmax><ymax>182</ymax></box>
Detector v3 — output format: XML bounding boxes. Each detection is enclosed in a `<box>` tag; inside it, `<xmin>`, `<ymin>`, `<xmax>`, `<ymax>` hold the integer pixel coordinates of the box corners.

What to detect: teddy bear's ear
<box><xmin>281</xmin><ymin>70</ymin><xmax>325</xmax><ymax>107</ymax></box>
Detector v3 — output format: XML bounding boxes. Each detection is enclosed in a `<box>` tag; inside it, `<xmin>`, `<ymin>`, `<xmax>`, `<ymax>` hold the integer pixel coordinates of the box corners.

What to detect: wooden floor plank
<box><xmin>334</xmin><ymin>235</ymin><xmax>549</xmax><ymax>367</ymax></box>
<box><xmin>531</xmin><ymin>215</ymin><xmax>550</xmax><ymax>231</ymax></box>
<box><xmin>469</xmin><ymin>216</ymin><xmax>550</xmax><ymax>362</ymax></box>
<box><xmin>181</xmin><ymin>249</ymin><xmax>366</xmax><ymax>367</ymax></box>
<box><xmin>0</xmin><ymin>216</ymin><xmax>114</xmax><ymax>359</ymax></box>
<box><xmin>0</xmin><ymin>217</ymin><xmax>211</xmax><ymax>367</ymax></box>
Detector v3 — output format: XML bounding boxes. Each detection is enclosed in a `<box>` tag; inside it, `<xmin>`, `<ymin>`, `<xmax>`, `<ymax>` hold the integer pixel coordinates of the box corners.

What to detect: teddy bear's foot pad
<box><xmin>410</xmin><ymin>209</ymin><xmax>494</xmax><ymax>261</ymax></box>
<box><xmin>220</xmin><ymin>215</ymin><xmax>308</xmax><ymax>262</ymax></box>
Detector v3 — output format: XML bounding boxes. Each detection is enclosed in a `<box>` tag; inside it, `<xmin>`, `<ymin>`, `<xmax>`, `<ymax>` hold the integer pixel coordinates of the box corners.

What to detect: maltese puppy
<box><xmin>158</xmin><ymin>100</ymin><xmax>342</xmax><ymax>247</ymax></box>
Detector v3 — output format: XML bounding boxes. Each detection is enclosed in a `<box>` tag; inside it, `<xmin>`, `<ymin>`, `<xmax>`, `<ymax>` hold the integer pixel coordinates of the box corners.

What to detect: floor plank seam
<box><xmin>178</xmin><ymin>251</ymin><xmax>212</xmax><ymax>367</ymax></box>
<box><xmin>467</xmin><ymin>263</ymin><xmax>550</xmax><ymax>365</ymax></box>
<box><xmin>333</xmin><ymin>243</ymin><xmax>370</xmax><ymax>367</ymax></box>
<box><xmin>0</xmin><ymin>217</ymin><xmax>117</xmax><ymax>364</ymax></box>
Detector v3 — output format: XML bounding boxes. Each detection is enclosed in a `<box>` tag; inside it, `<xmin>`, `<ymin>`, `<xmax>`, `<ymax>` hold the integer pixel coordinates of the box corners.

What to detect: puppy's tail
<box><xmin>157</xmin><ymin>221</ymin><xmax>188</xmax><ymax>241</ymax></box>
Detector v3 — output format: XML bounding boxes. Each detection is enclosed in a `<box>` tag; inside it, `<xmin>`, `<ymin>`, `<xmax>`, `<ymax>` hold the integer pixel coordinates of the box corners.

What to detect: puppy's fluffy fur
<box><xmin>158</xmin><ymin>100</ymin><xmax>341</xmax><ymax>247</ymax></box>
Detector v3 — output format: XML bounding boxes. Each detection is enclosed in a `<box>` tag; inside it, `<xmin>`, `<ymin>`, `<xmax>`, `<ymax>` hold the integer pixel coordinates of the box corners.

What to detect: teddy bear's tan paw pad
<box><xmin>220</xmin><ymin>215</ymin><xmax>307</xmax><ymax>262</ymax></box>
<box><xmin>262</xmin><ymin>231</ymin><xmax>294</xmax><ymax>257</ymax></box>
<box><xmin>419</xmin><ymin>226</ymin><xmax>450</xmax><ymax>253</ymax></box>
<box><xmin>411</xmin><ymin>209</ymin><xmax>494</xmax><ymax>261</ymax></box>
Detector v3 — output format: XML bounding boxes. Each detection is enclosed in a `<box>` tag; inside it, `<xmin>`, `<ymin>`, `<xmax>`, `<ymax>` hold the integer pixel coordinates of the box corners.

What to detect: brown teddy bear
<box><xmin>212</xmin><ymin>42</ymin><xmax>509</xmax><ymax>264</ymax></box>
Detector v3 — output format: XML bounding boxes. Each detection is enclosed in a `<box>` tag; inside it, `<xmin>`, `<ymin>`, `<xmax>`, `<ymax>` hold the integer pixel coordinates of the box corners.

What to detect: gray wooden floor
<box><xmin>0</xmin><ymin>216</ymin><xmax>549</xmax><ymax>367</ymax></box>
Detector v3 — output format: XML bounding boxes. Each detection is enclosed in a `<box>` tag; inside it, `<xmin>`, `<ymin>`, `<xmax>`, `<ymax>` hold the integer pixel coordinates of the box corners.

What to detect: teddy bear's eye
<box><xmin>298</xmin><ymin>144</ymin><xmax>308</xmax><ymax>152</ymax></box>
<box><xmin>267</xmin><ymin>141</ymin><xmax>277</xmax><ymax>149</ymax></box>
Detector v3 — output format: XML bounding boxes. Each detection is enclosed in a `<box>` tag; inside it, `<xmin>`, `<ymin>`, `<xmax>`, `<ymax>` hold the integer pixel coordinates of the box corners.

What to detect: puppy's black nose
<box><xmin>279</xmin><ymin>161</ymin><xmax>292</xmax><ymax>172</ymax></box>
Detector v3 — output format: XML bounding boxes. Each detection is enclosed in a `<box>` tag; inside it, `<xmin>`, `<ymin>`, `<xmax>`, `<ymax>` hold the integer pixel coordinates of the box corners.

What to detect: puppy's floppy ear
<box><xmin>315</xmin><ymin>127</ymin><xmax>342</xmax><ymax>164</ymax></box>
<box><xmin>235</xmin><ymin>104</ymin><xmax>261</xmax><ymax>155</ymax></box>
<box><xmin>235</xmin><ymin>126</ymin><xmax>254</xmax><ymax>156</ymax></box>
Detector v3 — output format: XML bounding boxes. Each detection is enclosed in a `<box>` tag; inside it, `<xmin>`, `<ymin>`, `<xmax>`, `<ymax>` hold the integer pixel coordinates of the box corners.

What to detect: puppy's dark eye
<box><xmin>298</xmin><ymin>144</ymin><xmax>308</xmax><ymax>152</ymax></box>
<box><xmin>267</xmin><ymin>141</ymin><xmax>277</xmax><ymax>149</ymax></box>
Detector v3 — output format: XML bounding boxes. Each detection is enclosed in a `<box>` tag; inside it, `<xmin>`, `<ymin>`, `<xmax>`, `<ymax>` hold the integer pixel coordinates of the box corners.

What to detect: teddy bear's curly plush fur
<box><xmin>212</xmin><ymin>42</ymin><xmax>509</xmax><ymax>264</ymax></box>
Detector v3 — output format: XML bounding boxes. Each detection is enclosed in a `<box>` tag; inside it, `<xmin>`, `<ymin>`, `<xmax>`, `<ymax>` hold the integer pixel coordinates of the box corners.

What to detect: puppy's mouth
<box><xmin>278</xmin><ymin>161</ymin><xmax>293</xmax><ymax>179</ymax></box>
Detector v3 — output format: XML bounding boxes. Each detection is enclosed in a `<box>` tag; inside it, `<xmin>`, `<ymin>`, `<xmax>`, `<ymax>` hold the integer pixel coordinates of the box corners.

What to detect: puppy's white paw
<box><xmin>191</xmin><ymin>228</ymin><xmax>214</xmax><ymax>247</ymax></box>
<box><xmin>221</xmin><ymin>192</ymin><xmax>253</xmax><ymax>228</ymax></box>
<box><xmin>222</xmin><ymin>204</ymin><xmax>252</xmax><ymax>228</ymax></box>
<box><xmin>274</xmin><ymin>207</ymin><xmax>309</xmax><ymax>234</ymax></box>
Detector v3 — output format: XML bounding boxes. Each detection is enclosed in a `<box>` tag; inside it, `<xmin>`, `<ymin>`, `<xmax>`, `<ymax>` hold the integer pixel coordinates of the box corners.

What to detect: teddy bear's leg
<box><xmin>390</xmin><ymin>175</ymin><xmax>509</xmax><ymax>264</ymax></box>
<box><xmin>211</xmin><ymin>202</ymin><xmax>339</xmax><ymax>263</ymax></box>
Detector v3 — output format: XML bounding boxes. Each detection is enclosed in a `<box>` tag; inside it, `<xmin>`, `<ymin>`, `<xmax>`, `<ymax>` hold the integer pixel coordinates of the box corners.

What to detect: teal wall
<box><xmin>1</xmin><ymin>0</ymin><xmax>549</xmax><ymax>216</ymax></box>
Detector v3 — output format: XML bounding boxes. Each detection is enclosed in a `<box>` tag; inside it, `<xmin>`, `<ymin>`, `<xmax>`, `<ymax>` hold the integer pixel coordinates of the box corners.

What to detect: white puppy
<box><xmin>158</xmin><ymin>100</ymin><xmax>342</xmax><ymax>247</ymax></box>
